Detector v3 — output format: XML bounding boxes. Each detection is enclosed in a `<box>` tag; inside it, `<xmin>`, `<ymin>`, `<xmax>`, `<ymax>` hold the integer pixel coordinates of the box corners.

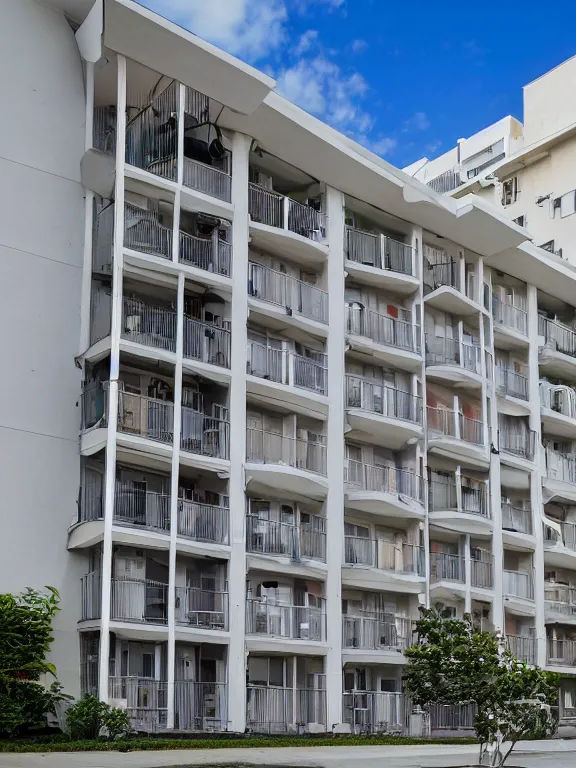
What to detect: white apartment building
<box><xmin>2</xmin><ymin>0</ymin><xmax>576</xmax><ymax>736</ymax></box>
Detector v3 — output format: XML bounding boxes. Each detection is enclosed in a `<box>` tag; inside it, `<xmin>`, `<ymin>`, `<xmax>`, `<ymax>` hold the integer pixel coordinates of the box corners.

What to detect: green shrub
<box><xmin>65</xmin><ymin>695</ymin><xmax>131</xmax><ymax>740</ymax></box>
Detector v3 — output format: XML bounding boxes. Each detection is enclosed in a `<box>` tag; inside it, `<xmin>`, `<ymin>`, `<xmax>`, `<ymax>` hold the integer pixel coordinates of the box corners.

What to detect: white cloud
<box><xmin>295</xmin><ymin>29</ymin><xmax>319</xmax><ymax>56</ymax></box>
<box><xmin>141</xmin><ymin>0</ymin><xmax>287</xmax><ymax>61</ymax></box>
<box><xmin>350</xmin><ymin>38</ymin><xmax>368</xmax><ymax>54</ymax></box>
<box><xmin>404</xmin><ymin>111</ymin><xmax>430</xmax><ymax>131</ymax></box>
<box><xmin>367</xmin><ymin>136</ymin><xmax>398</xmax><ymax>156</ymax></box>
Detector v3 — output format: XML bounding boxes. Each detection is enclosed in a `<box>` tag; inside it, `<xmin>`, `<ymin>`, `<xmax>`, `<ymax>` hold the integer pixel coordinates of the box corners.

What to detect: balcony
<box><xmin>502</xmin><ymin>503</ymin><xmax>533</xmax><ymax>545</ymax></box>
<box><xmin>343</xmin><ymin>691</ymin><xmax>405</xmax><ymax>735</ymax></box>
<box><xmin>544</xmin><ymin>447</ymin><xmax>576</xmax><ymax>503</ymax></box>
<box><xmin>248</xmin><ymin>183</ymin><xmax>328</xmax><ymax>264</ymax></box>
<box><xmin>541</xmin><ymin>382</ymin><xmax>576</xmax><ymax>440</ymax></box>
<box><xmin>183</xmin><ymin>156</ymin><xmax>232</xmax><ymax>204</ymax></box>
<box><xmin>246</xmin><ymin>599</ymin><xmax>326</xmax><ymax>644</ymax></box>
<box><xmin>247</xmin><ymin>686</ymin><xmax>326</xmax><ymax>733</ymax></box>
<box><xmin>177</xmin><ymin>499</ymin><xmax>230</xmax><ymax>546</ymax></box>
<box><xmin>428</xmin><ymin>703</ymin><xmax>476</xmax><ymax>733</ymax></box>
<box><xmin>471</xmin><ymin>556</ymin><xmax>494</xmax><ymax>590</ymax></box>
<box><xmin>345</xmin><ymin>307</ymin><xmax>421</xmax><ymax>371</ymax></box>
<box><xmin>174</xmin><ymin>680</ymin><xmax>228</xmax><ymax>731</ymax></box>
<box><xmin>506</xmin><ymin>635</ymin><xmax>536</xmax><ymax>664</ymax></box>
<box><xmin>345</xmin><ymin>376</ymin><xmax>423</xmax><ymax>448</ymax></box>
<box><xmin>430</xmin><ymin>552</ymin><xmax>465</xmax><ymax>586</ymax></box>
<box><xmin>248</xmin><ymin>262</ymin><xmax>328</xmax><ymax>326</ymax></box>
<box><xmin>499</xmin><ymin>425</ymin><xmax>536</xmax><ymax>463</ymax></box>
<box><xmin>114</xmin><ymin>483</ymin><xmax>170</xmax><ymax>533</ymax></box>
<box><xmin>503</xmin><ymin>570</ymin><xmax>534</xmax><ymax>602</ymax></box>
<box><xmin>174</xmin><ymin>585</ymin><xmax>229</xmax><ymax>631</ymax></box>
<box><xmin>180</xmin><ymin>410</ymin><xmax>230</xmax><ymax>464</ymax></box>
<box><xmin>81</xmin><ymin>573</ymin><xmax>170</xmax><ymax>625</ymax></box>
<box><xmin>342</xmin><ymin>614</ymin><xmax>415</xmax><ymax>653</ymax></box>
<box><xmin>547</xmin><ymin>638</ymin><xmax>576</xmax><ymax>667</ymax></box>
<box><xmin>343</xmin><ymin>537</ymin><xmax>425</xmax><ymax>593</ymax></box>
<box><xmin>544</xmin><ymin>520</ymin><xmax>576</xmax><ymax>569</ymax></box>
<box><xmin>496</xmin><ymin>366</ymin><xmax>529</xmax><ymax>402</ymax></box>
<box><xmin>123</xmin><ymin>202</ymin><xmax>172</xmax><ymax>261</ymax></box>
<box><xmin>179</xmin><ymin>230</ymin><xmax>232</xmax><ymax>277</ymax></box>
<box><xmin>344</xmin><ymin>460</ymin><xmax>424</xmax><ymax>521</ymax></box>
<box><xmin>428</xmin><ymin>476</ymin><xmax>491</xmax><ymax>535</ymax></box>
<box><xmin>539</xmin><ymin>317</ymin><xmax>576</xmax><ymax>378</ymax></box>
<box><xmin>183</xmin><ymin>316</ymin><xmax>231</xmax><ymax>370</ymax></box>
<box><xmin>425</xmin><ymin>336</ymin><xmax>482</xmax><ymax>388</ymax></box>
<box><xmin>118</xmin><ymin>391</ymin><xmax>174</xmax><ymax>447</ymax></box>
<box><xmin>344</xmin><ymin>226</ymin><xmax>417</xmax><ymax>294</ymax></box>
<box><xmin>246</xmin><ymin>517</ymin><xmax>326</xmax><ymax>563</ymax></box>
<box><xmin>492</xmin><ymin>297</ymin><xmax>528</xmax><ymax>347</ymax></box>
<box><xmin>245</xmin><ymin>428</ymin><xmax>328</xmax><ymax>499</ymax></box>
<box><xmin>545</xmin><ymin>583</ymin><xmax>576</xmax><ymax>622</ymax></box>
<box><xmin>108</xmin><ymin>677</ymin><xmax>167</xmax><ymax>732</ymax></box>
<box><xmin>423</xmin><ymin>254</ymin><xmax>479</xmax><ymax>315</ymax></box>
<box><xmin>427</xmin><ymin>407</ymin><xmax>487</xmax><ymax>466</ymax></box>
<box><xmin>122</xmin><ymin>297</ymin><xmax>177</xmax><ymax>356</ymax></box>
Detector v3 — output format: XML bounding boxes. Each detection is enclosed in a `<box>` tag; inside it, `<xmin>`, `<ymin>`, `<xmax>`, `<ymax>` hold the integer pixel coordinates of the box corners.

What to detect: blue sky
<box><xmin>141</xmin><ymin>0</ymin><xmax>576</xmax><ymax>167</ymax></box>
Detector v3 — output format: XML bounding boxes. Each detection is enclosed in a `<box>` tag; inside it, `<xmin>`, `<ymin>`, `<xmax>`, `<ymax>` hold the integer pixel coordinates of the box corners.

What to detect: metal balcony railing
<box><xmin>183</xmin><ymin>316</ymin><xmax>231</xmax><ymax>368</ymax></box>
<box><xmin>248</xmin><ymin>183</ymin><xmax>327</xmax><ymax>241</ymax></box>
<box><xmin>177</xmin><ymin>500</ymin><xmax>229</xmax><ymax>544</ymax></box>
<box><xmin>426</xmin><ymin>166</ymin><xmax>461</xmax><ymax>194</ymax></box>
<box><xmin>247</xmin><ymin>686</ymin><xmax>326</xmax><ymax>733</ymax></box>
<box><xmin>108</xmin><ymin>677</ymin><xmax>168</xmax><ymax>732</ymax></box>
<box><xmin>114</xmin><ymin>484</ymin><xmax>170</xmax><ymax>531</ymax></box>
<box><xmin>428</xmin><ymin>478</ymin><xmax>489</xmax><ymax>518</ymax></box>
<box><xmin>539</xmin><ymin>316</ymin><xmax>576</xmax><ymax>358</ymax></box>
<box><xmin>93</xmin><ymin>105</ymin><xmax>116</xmax><ymax>155</ymax></box>
<box><xmin>428</xmin><ymin>703</ymin><xmax>476</xmax><ymax>731</ymax></box>
<box><xmin>77</xmin><ymin>484</ymin><xmax>104</xmax><ymax>523</ymax></box>
<box><xmin>248</xmin><ymin>262</ymin><xmax>328</xmax><ymax>324</ymax></box>
<box><xmin>174</xmin><ymin>680</ymin><xmax>228</xmax><ymax>731</ymax></box>
<box><xmin>492</xmin><ymin>296</ymin><xmax>528</xmax><ymax>336</ymax></box>
<box><xmin>92</xmin><ymin>200</ymin><xmax>114</xmax><ymax>273</ymax></box>
<box><xmin>247</xmin><ymin>341</ymin><xmax>327</xmax><ymax>395</ymax></box>
<box><xmin>346</xmin><ymin>307</ymin><xmax>420</xmax><ymax>353</ymax></box>
<box><xmin>345</xmin><ymin>460</ymin><xmax>424</xmax><ymax>503</ymax></box>
<box><xmin>427</xmin><ymin>407</ymin><xmax>484</xmax><ymax>446</ymax></box>
<box><xmin>459</xmin><ymin>414</ymin><xmax>484</xmax><ymax>445</ymax></box>
<box><xmin>545</xmin><ymin>519</ymin><xmax>576</xmax><ymax>551</ymax></box>
<box><xmin>425</xmin><ymin>336</ymin><xmax>481</xmax><ymax>374</ymax></box>
<box><xmin>506</xmin><ymin>635</ymin><xmax>536</xmax><ymax>664</ymax></box>
<box><xmin>180</xmin><ymin>411</ymin><xmax>230</xmax><ymax>459</ymax></box>
<box><xmin>124</xmin><ymin>202</ymin><xmax>172</xmax><ymax>260</ymax></box>
<box><xmin>81</xmin><ymin>570</ymin><xmax>101</xmax><ymax>620</ymax></box>
<box><xmin>344</xmin><ymin>537</ymin><xmax>425</xmax><ymax>575</ymax></box>
<box><xmin>502</xmin><ymin>503</ymin><xmax>532</xmax><ymax>535</ymax></box>
<box><xmin>183</xmin><ymin>156</ymin><xmax>232</xmax><ymax>202</ymax></box>
<box><xmin>245</xmin><ymin>599</ymin><xmax>326</xmax><ymax>641</ymax></box>
<box><xmin>540</xmin><ymin>382</ymin><xmax>576</xmax><ymax>418</ymax></box>
<box><xmin>499</xmin><ymin>426</ymin><xmax>536</xmax><ymax>460</ymax></box>
<box><xmin>497</xmin><ymin>366</ymin><xmax>529</xmax><ymax>400</ymax></box>
<box><xmin>81</xmin><ymin>381</ymin><xmax>108</xmax><ymax>431</ymax></box>
<box><xmin>503</xmin><ymin>569</ymin><xmax>534</xmax><ymax>600</ymax></box>
<box><xmin>179</xmin><ymin>230</ymin><xmax>232</xmax><ymax>276</ymax></box>
<box><xmin>423</xmin><ymin>254</ymin><xmax>460</xmax><ymax>291</ymax></box>
<box><xmin>174</xmin><ymin>586</ymin><xmax>228</xmax><ymax>630</ymax></box>
<box><xmin>246</xmin><ymin>516</ymin><xmax>326</xmax><ymax>562</ymax></box>
<box><xmin>111</xmin><ymin>578</ymin><xmax>169</xmax><ymax>624</ymax></box>
<box><xmin>471</xmin><ymin>556</ymin><xmax>494</xmax><ymax>589</ymax></box>
<box><xmin>125</xmin><ymin>82</ymin><xmax>178</xmax><ymax>182</ymax></box>
<box><xmin>118</xmin><ymin>391</ymin><xmax>174</xmax><ymax>444</ymax></box>
<box><xmin>544</xmin><ymin>583</ymin><xmax>576</xmax><ymax>616</ymax></box>
<box><xmin>122</xmin><ymin>297</ymin><xmax>177</xmax><ymax>352</ymax></box>
<box><xmin>547</xmin><ymin>638</ymin><xmax>576</xmax><ymax>666</ymax></box>
<box><xmin>344</xmin><ymin>226</ymin><xmax>414</xmax><ymax>276</ymax></box>
<box><xmin>430</xmin><ymin>551</ymin><xmax>464</xmax><ymax>583</ymax></box>
<box><xmin>345</xmin><ymin>376</ymin><xmax>422</xmax><ymax>423</ymax></box>
<box><xmin>545</xmin><ymin>447</ymin><xmax>576</xmax><ymax>484</ymax></box>
<box><xmin>246</xmin><ymin>428</ymin><xmax>327</xmax><ymax>475</ymax></box>
<box><xmin>342</xmin><ymin>691</ymin><xmax>405</xmax><ymax>734</ymax></box>
<box><xmin>342</xmin><ymin>614</ymin><xmax>416</xmax><ymax>651</ymax></box>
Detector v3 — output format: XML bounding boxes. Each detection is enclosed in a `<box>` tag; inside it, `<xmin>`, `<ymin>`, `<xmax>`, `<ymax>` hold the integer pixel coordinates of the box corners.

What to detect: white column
<box><xmin>325</xmin><ymin>185</ymin><xmax>346</xmax><ymax>729</ymax></box>
<box><xmin>79</xmin><ymin>61</ymin><xmax>94</xmax><ymax>355</ymax></box>
<box><xmin>464</xmin><ymin>534</ymin><xmax>472</xmax><ymax>614</ymax></box>
<box><xmin>227</xmin><ymin>131</ymin><xmax>251</xmax><ymax>732</ymax></box>
<box><xmin>98</xmin><ymin>54</ymin><xmax>126</xmax><ymax>702</ymax></box>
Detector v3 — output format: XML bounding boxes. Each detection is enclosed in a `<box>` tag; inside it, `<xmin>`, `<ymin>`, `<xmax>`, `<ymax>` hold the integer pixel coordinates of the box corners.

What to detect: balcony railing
<box><xmin>427</xmin><ymin>407</ymin><xmax>484</xmax><ymax>446</ymax></box>
<box><xmin>345</xmin><ymin>376</ymin><xmax>422</xmax><ymax>424</ymax></box>
<box><xmin>246</xmin><ymin>599</ymin><xmax>326</xmax><ymax>641</ymax></box>
<box><xmin>544</xmin><ymin>583</ymin><xmax>576</xmax><ymax>616</ymax></box>
<box><xmin>428</xmin><ymin>478</ymin><xmax>489</xmax><ymax>518</ymax></box>
<box><xmin>118</xmin><ymin>391</ymin><xmax>174</xmax><ymax>444</ymax></box>
<box><xmin>496</xmin><ymin>366</ymin><xmax>529</xmax><ymax>400</ymax></box>
<box><xmin>471</xmin><ymin>556</ymin><xmax>494</xmax><ymax>589</ymax></box>
<box><xmin>545</xmin><ymin>447</ymin><xmax>576</xmax><ymax>484</ymax></box>
<box><xmin>342</xmin><ymin>614</ymin><xmax>415</xmax><ymax>651</ymax></box>
<box><xmin>111</xmin><ymin>578</ymin><xmax>168</xmax><ymax>624</ymax></box>
<box><xmin>174</xmin><ymin>680</ymin><xmax>228</xmax><ymax>731</ymax></box>
<box><xmin>425</xmin><ymin>336</ymin><xmax>481</xmax><ymax>374</ymax></box>
<box><xmin>109</xmin><ymin>677</ymin><xmax>168</xmax><ymax>732</ymax></box>
<box><xmin>180</xmin><ymin>230</ymin><xmax>232</xmax><ymax>276</ymax></box>
<box><xmin>426</xmin><ymin>166</ymin><xmax>461</xmax><ymax>194</ymax></box>
<box><xmin>78</xmin><ymin>484</ymin><xmax>104</xmax><ymax>524</ymax></box>
<box><xmin>492</xmin><ymin>296</ymin><xmax>528</xmax><ymax>336</ymax></box>
<box><xmin>177</xmin><ymin>500</ymin><xmax>229</xmax><ymax>545</ymax></box>
<box><xmin>246</xmin><ymin>516</ymin><xmax>326</xmax><ymax>562</ymax></box>
<box><xmin>343</xmin><ymin>691</ymin><xmax>405</xmax><ymax>734</ymax></box>
<box><xmin>248</xmin><ymin>183</ymin><xmax>326</xmax><ymax>241</ymax></box>
<box><xmin>114</xmin><ymin>484</ymin><xmax>170</xmax><ymax>531</ymax></box>
<box><xmin>93</xmin><ymin>105</ymin><xmax>116</xmax><ymax>155</ymax></box>
<box><xmin>540</xmin><ymin>382</ymin><xmax>576</xmax><ymax>418</ymax></box>
<box><xmin>247</xmin><ymin>341</ymin><xmax>327</xmax><ymax>395</ymax></box>
<box><xmin>344</xmin><ymin>226</ymin><xmax>414</xmax><ymax>276</ymax></box>
<box><xmin>345</xmin><ymin>460</ymin><xmax>424</xmax><ymax>503</ymax></box>
<box><xmin>423</xmin><ymin>254</ymin><xmax>460</xmax><ymax>291</ymax></box>
<box><xmin>175</xmin><ymin>586</ymin><xmax>228</xmax><ymax>630</ymax></box>
<box><xmin>124</xmin><ymin>202</ymin><xmax>172</xmax><ymax>260</ymax></box>
<box><xmin>344</xmin><ymin>537</ymin><xmax>424</xmax><ymax>575</ymax></box>
<box><xmin>122</xmin><ymin>297</ymin><xmax>177</xmax><ymax>352</ymax></box>
<box><xmin>499</xmin><ymin>426</ymin><xmax>536</xmax><ymax>460</ymax></box>
<box><xmin>183</xmin><ymin>156</ymin><xmax>231</xmax><ymax>202</ymax></box>
<box><xmin>246</xmin><ymin>428</ymin><xmax>327</xmax><ymax>475</ymax></box>
<box><xmin>545</xmin><ymin>519</ymin><xmax>576</xmax><ymax>551</ymax></box>
<box><xmin>503</xmin><ymin>569</ymin><xmax>534</xmax><ymax>600</ymax></box>
<box><xmin>81</xmin><ymin>570</ymin><xmax>101</xmax><ymax>620</ymax></box>
<box><xmin>430</xmin><ymin>552</ymin><xmax>464</xmax><ymax>583</ymax></box>
<box><xmin>502</xmin><ymin>503</ymin><xmax>532</xmax><ymax>535</ymax></box>
<box><xmin>547</xmin><ymin>639</ymin><xmax>576</xmax><ymax>666</ymax></box>
<box><xmin>92</xmin><ymin>200</ymin><xmax>114</xmax><ymax>273</ymax></box>
<box><xmin>346</xmin><ymin>307</ymin><xmax>420</xmax><ymax>353</ymax></box>
<box><xmin>539</xmin><ymin>316</ymin><xmax>576</xmax><ymax>358</ymax></box>
<box><xmin>183</xmin><ymin>316</ymin><xmax>231</xmax><ymax>368</ymax></box>
<box><xmin>506</xmin><ymin>635</ymin><xmax>536</xmax><ymax>665</ymax></box>
<box><xmin>428</xmin><ymin>703</ymin><xmax>476</xmax><ymax>731</ymax></box>
<box><xmin>247</xmin><ymin>686</ymin><xmax>326</xmax><ymax>733</ymax></box>
<box><xmin>248</xmin><ymin>262</ymin><xmax>328</xmax><ymax>324</ymax></box>
<box><xmin>181</xmin><ymin>410</ymin><xmax>230</xmax><ymax>460</ymax></box>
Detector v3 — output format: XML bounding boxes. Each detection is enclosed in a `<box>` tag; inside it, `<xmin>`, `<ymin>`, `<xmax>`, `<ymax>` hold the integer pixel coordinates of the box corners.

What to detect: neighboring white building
<box><xmin>2</xmin><ymin>0</ymin><xmax>576</xmax><ymax>735</ymax></box>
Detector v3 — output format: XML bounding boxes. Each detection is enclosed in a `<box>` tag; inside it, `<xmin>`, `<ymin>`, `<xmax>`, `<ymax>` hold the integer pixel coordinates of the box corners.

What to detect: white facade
<box><xmin>3</xmin><ymin>0</ymin><xmax>576</xmax><ymax>734</ymax></box>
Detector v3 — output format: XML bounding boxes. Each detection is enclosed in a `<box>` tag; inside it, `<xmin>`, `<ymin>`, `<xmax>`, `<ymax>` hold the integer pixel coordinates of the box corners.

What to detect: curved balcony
<box><xmin>342</xmin><ymin>614</ymin><xmax>416</xmax><ymax>664</ymax></box>
<box><xmin>425</xmin><ymin>335</ymin><xmax>482</xmax><ymax>388</ymax></box>
<box><xmin>544</xmin><ymin>519</ymin><xmax>576</xmax><ymax>569</ymax></box>
<box><xmin>545</xmin><ymin>583</ymin><xmax>576</xmax><ymax>625</ymax></box>
<box><xmin>344</xmin><ymin>226</ymin><xmax>418</xmax><ymax>294</ymax></box>
<box><xmin>345</xmin><ymin>307</ymin><xmax>421</xmax><ymax>372</ymax></box>
<box><xmin>245</xmin><ymin>599</ymin><xmax>326</xmax><ymax>654</ymax></box>
<box><xmin>541</xmin><ymin>382</ymin><xmax>576</xmax><ymax>440</ymax></box>
<box><xmin>428</xmin><ymin>477</ymin><xmax>491</xmax><ymax>535</ymax></box>
<box><xmin>502</xmin><ymin>503</ymin><xmax>534</xmax><ymax>550</ymax></box>
<box><xmin>539</xmin><ymin>316</ymin><xmax>576</xmax><ymax>378</ymax></box>
<box><xmin>343</xmin><ymin>537</ymin><xmax>425</xmax><ymax>593</ymax></box>
<box><xmin>492</xmin><ymin>297</ymin><xmax>529</xmax><ymax>349</ymax></box>
<box><xmin>427</xmin><ymin>406</ymin><xmax>488</xmax><ymax>467</ymax></box>
<box><xmin>344</xmin><ymin>460</ymin><xmax>424</xmax><ymax>521</ymax></box>
<box><xmin>345</xmin><ymin>376</ymin><xmax>422</xmax><ymax>448</ymax></box>
<box><xmin>179</xmin><ymin>230</ymin><xmax>232</xmax><ymax>278</ymax></box>
<box><xmin>503</xmin><ymin>569</ymin><xmax>535</xmax><ymax>615</ymax></box>
<box><xmin>429</xmin><ymin>552</ymin><xmax>465</xmax><ymax>601</ymax></box>
<box><xmin>423</xmin><ymin>255</ymin><xmax>480</xmax><ymax>316</ymax></box>
<box><xmin>496</xmin><ymin>366</ymin><xmax>529</xmax><ymax>412</ymax></box>
<box><xmin>543</xmin><ymin>448</ymin><xmax>576</xmax><ymax>504</ymax></box>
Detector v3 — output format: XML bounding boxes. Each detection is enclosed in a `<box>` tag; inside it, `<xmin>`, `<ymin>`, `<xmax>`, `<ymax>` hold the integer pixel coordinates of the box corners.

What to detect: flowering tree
<box><xmin>404</xmin><ymin>607</ymin><xmax>559</xmax><ymax>767</ymax></box>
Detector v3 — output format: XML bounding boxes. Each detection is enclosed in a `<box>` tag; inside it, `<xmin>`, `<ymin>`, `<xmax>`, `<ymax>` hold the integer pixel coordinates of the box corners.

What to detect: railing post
<box><xmin>379</xmin><ymin>233</ymin><xmax>386</xmax><ymax>271</ymax></box>
<box><xmin>282</xmin><ymin>195</ymin><xmax>290</xmax><ymax>231</ymax></box>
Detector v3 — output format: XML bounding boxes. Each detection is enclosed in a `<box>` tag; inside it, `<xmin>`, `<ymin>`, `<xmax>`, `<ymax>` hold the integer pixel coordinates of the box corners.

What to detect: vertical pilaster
<box><xmin>79</xmin><ymin>61</ymin><xmax>95</xmax><ymax>355</ymax></box>
<box><xmin>464</xmin><ymin>533</ymin><xmax>472</xmax><ymax>614</ymax></box>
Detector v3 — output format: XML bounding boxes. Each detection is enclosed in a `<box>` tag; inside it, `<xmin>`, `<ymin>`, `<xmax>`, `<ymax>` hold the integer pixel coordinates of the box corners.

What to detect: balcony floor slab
<box><xmin>344</xmin><ymin>490</ymin><xmax>425</xmax><ymax>523</ymax></box>
<box><xmin>425</xmin><ymin>364</ymin><xmax>483</xmax><ymax>390</ymax></box>
<box><xmin>342</xmin><ymin>566</ymin><xmax>425</xmax><ymax>594</ymax></box>
<box><xmin>245</xmin><ymin>636</ymin><xmax>328</xmax><ymax>656</ymax></box>
<box><xmin>246</xmin><ymin>553</ymin><xmax>327</xmax><ymax>580</ymax></box>
<box><xmin>427</xmin><ymin>436</ymin><xmax>489</xmax><ymax>469</ymax></box>
<box><xmin>502</xmin><ymin>529</ymin><xmax>536</xmax><ymax>551</ymax></box>
<box><xmin>249</xmin><ymin>221</ymin><xmax>328</xmax><ymax>266</ymax></box>
<box><xmin>493</xmin><ymin>324</ymin><xmax>529</xmax><ymax>351</ymax></box>
<box><xmin>424</xmin><ymin>286</ymin><xmax>482</xmax><ymax>319</ymax></box>
<box><xmin>342</xmin><ymin>648</ymin><xmax>408</xmax><ymax>665</ymax></box>
<box><xmin>245</xmin><ymin>463</ymin><xmax>329</xmax><ymax>501</ymax></box>
<box><xmin>345</xmin><ymin>260</ymin><xmax>419</xmax><ymax>295</ymax></box>
<box><xmin>543</xmin><ymin>544</ymin><xmax>576</xmax><ymax>569</ymax></box>
<box><xmin>346</xmin><ymin>333</ymin><xmax>422</xmax><ymax>373</ymax></box>
<box><xmin>429</xmin><ymin>510</ymin><xmax>493</xmax><ymax>536</ymax></box>
<box><xmin>248</xmin><ymin>297</ymin><xmax>328</xmax><ymax>339</ymax></box>
<box><xmin>542</xmin><ymin>408</ymin><xmax>576</xmax><ymax>441</ymax></box>
<box><xmin>345</xmin><ymin>409</ymin><xmax>422</xmax><ymax>450</ymax></box>
<box><xmin>246</xmin><ymin>376</ymin><xmax>329</xmax><ymax>420</ymax></box>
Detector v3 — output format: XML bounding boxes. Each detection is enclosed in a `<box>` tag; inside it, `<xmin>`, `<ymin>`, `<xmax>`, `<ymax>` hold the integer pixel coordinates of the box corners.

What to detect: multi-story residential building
<box><xmin>2</xmin><ymin>0</ymin><xmax>576</xmax><ymax>734</ymax></box>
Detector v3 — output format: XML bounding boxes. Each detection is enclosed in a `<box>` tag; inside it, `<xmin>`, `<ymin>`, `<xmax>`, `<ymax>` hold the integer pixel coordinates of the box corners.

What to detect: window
<box><xmin>512</xmin><ymin>215</ymin><xmax>526</xmax><ymax>228</ymax></box>
<box><xmin>501</xmin><ymin>177</ymin><xmax>518</xmax><ymax>206</ymax></box>
<box><xmin>554</xmin><ymin>191</ymin><xmax>576</xmax><ymax>218</ymax></box>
